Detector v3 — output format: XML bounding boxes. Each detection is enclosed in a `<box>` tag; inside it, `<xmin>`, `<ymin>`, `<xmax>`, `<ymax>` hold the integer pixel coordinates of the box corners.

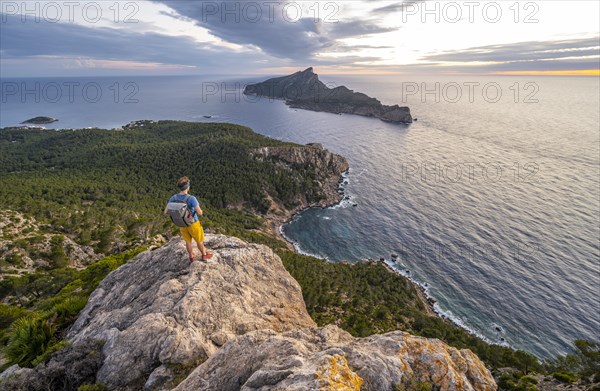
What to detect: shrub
<box><xmin>4</xmin><ymin>316</ymin><xmax>56</xmax><ymax>367</ymax></box>
<box><xmin>4</xmin><ymin>252</ymin><xmax>24</xmax><ymax>267</ymax></box>
<box><xmin>0</xmin><ymin>340</ymin><xmax>105</xmax><ymax>391</ymax></box>
<box><xmin>545</xmin><ymin>340</ymin><xmax>599</xmax><ymax>382</ymax></box>
<box><xmin>51</xmin><ymin>297</ymin><xmax>88</xmax><ymax>323</ymax></box>
<box><xmin>520</xmin><ymin>375</ymin><xmax>538</xmax><ymax>384</ymax></box>
<box><xmin>552</xmin><ymin>371</ymin><xmax>578</xmax><ymax>383</ymax></box>
<box><xmin>31</xmin><ymin>340</ymin><xmax>69</xmax><ymax>366</ymax></box>
<box><xmin>0</xmin><ymin>304</ymin><xmax>27</xmax><ymax>330</ymax></box>
<box><xmin>49</xmin><ymin>235</ymin><xmax>68</xmax><ymax>268</ymax></box>
<box><xmin>78</xmin><ymin>384</ymin><xmax>109</xmax><ymax>391</ymax></box>
<box><xmin>393</xmin><ymin>375</ymin><xmax>434</xmax><ymax>391</ymax></box>
<box><xmin>498</xmin><ymin>373</ymin><xmax>539</xmax><ymax>391</ymax></box>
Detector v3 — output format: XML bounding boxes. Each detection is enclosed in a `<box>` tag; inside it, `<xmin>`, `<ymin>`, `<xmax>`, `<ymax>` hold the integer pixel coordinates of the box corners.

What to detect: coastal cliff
<box><xmin>0</xmin><ymin>235</ymin><xmax>496</xmax><ymax>390</ymax></box>
<box><xmin>251</xmin><ymin>143</ymin><xmax>349</xmax><ymax>240</ymax></box>
<box><xmin>244</xmin><ymin>67</ymin><xmax>413</xmax><ymax>124</ymax></box>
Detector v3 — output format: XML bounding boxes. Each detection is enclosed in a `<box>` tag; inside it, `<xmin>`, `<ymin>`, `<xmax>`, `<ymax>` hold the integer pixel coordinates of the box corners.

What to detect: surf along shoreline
<box><xmin>270</xmin><ymin>162</ymin><xmax>502</xmax><ymax>348</ymax></box>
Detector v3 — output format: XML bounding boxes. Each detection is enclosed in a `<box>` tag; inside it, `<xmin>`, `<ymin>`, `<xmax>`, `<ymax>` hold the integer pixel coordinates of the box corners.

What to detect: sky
<box><xmin>0</xmin><ymin>0</ymin><xmax>599</xmax><ymax>77</ymax></box>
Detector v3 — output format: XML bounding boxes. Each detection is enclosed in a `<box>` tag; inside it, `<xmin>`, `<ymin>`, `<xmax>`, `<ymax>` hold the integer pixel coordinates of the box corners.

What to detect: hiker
<box><xmin>164</xmin><ymin>176</ymin><xmax>213</xmax><ymax>262</ymax></box>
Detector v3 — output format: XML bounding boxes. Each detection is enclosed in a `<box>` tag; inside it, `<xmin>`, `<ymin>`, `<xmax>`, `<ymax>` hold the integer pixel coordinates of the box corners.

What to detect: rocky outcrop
<box><xmin>66</xmin><ymin>234</ymin><xmax>315</xmax><ymax>390</ymax></box>
<box><xmin>4</xmin><ymin>234</ymin><xmax>496</xmax><ymax>390</ymax></box>
<box><xmin>0</xmin><ymin>210</ymin><xmax>102</xmax><ymax>279</ymax></box>
<box><xmin>244</xmin><ymin>67</ymin><xmax>413</xmax><ymax>124</ymax></box>
<box><xmin>252</xmin><ymin>144</ymin><xmax>349</xmax><ymax>241</ymax></box>
<box><xmin>252</xmin><ymin>143</ymin><xmax>349</xmax><ymax>209</ymax></box>
<box><xmin>175</xmin><ymin>325</ymin><xmax>496</xmax><ymax>391</ymax></box>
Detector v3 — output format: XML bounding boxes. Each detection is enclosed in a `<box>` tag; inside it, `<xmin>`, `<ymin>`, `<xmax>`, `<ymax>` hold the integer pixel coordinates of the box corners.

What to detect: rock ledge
<box><xmin>2</xmin><ymin>234</ymin><xmax>496</xmax><ymax>391</ymax></box>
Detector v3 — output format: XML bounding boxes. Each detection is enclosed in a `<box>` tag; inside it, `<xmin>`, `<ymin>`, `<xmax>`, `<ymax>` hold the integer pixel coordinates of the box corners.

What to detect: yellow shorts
<box><xmin>180</xmin><ymin>221</ymin><xmax>205</xmax><ymax>243</ymax></box>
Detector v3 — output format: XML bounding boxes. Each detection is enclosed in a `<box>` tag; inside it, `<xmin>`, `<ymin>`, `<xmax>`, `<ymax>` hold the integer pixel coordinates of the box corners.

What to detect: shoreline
<box><xmin>272</xmin><ymin>166</ymin><xmax>439</xmax><ymax>313</ymax></box>
<box><xmin>272</xmin><ymin>167</ymin><xmax>350</xmax><ymax>252</ymax></box>
<box><xmin>272</xmin><ymin>166</ymin><xmax>501</xmax><ymax>348</ymax></box>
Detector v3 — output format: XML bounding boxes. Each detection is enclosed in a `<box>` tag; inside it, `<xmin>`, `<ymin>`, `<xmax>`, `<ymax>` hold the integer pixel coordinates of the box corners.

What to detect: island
<box><xmin>244</xmin><ymin>67</ymin><xmax>412</xmax><ymax>124</ymax></box>
<box><xmin>20</xmin><ymin>116</ymin><xmax>58</xmax><ymax>124</ymax></box>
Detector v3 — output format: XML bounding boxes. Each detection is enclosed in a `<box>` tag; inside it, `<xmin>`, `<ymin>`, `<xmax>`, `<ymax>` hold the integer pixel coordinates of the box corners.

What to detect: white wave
<box><xmin>278</xmin><ymin>225</ymin><xmax>329</xmax><ymax>260</ymax></box>
<box><xmin>382</xmin><ymin>258</ymin><xmax>505</xmax><ymax>347</ymax></box>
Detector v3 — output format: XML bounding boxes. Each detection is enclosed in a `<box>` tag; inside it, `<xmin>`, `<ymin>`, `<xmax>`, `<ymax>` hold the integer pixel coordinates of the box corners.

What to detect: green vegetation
<box><xmin>393</xmin><ymin>375</ymin><xmax>434</xmax><ymax>390</ymax></box>
<box><xmin>551</xmin><ymin>371</ymin><xmax>578</xmax><ymax>383</ymax></box>
<box><xmin>0</xmin><ymin>121</ymin><xmax>324</xmax><ymax>255</ymax></box>
<box><xmin>545</xmin><ymin>340</ymin><xmax>600</xmax><ymax>384</ymax></box>
<box><xmin>498</xmin><ymin>373</ymin><xmax>539</xmax><ymax>391</ymax></box>
<box><xmin>0</xmin><ymin>248</ymin><xmax>144</xmax><ymax>369</ymax></box>
<box><xmin>0</xmin><ymin>339</ymin><xmax>106</xmax><ymax>391</ymax></box>
<box><xmin>163</xmin><ymin>358</ymin><xmax>207</xmax><ymax>389</ymax></box>
<box><xmin>77</xmin><ymin>384</ymin><xmax>109</xmax><ymax>391</ymax></box>
<box><xmin>4</xmin><ymin>317</ymin><xmax>55</xmax><ymax>367</ymax></box>
<box><xmin>0</xmin><ymin>121</ymin><xmax>331</xmax><ymax>372</ymax></box>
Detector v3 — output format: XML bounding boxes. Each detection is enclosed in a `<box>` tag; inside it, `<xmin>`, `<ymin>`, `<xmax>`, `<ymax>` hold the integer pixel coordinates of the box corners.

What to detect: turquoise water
<box><xmin>2</xmin><ymin>74</ymin><xmax>598</xmax><ymax>358</ymax></box>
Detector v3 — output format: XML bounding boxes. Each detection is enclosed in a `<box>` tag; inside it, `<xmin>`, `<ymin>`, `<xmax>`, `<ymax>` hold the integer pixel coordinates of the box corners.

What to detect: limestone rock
<box><xmin>175</xmin><ymin>325</ymin><xmax>496</xmax><ymax>391</ymax></box>
<box><xmin>32</xmin><ymin>233</ymin><xmax>496</xmax><ymax>391</ymax></box>
<box><xmin>0</xmin><ymin>364</ymin><xmax>31</xmax><ymax>381</ymax></box>
<box><xmin>144</xmin><ymin>365</ymin><xmax>175</xmax><ymax>391</ymax></box>
<box><xmin>252</xmin><ymin>144</ymin><xmax>349</xmax><ymax>209</ymax></box>
<box><xmin>66</xmin><ymin>234</ymin><xmax>315</xmax><ymax>390</ymax></box>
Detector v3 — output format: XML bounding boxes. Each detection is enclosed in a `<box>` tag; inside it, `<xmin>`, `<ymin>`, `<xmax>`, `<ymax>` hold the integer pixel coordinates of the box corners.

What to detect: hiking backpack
<box><xmin>166</xmin><ymin>195</ymin><xmax>195</xmax><ymax>227</ymax></box>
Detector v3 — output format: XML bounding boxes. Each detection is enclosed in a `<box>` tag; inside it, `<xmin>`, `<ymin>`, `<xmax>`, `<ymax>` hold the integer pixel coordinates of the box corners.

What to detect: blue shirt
<box><xmin>169</xmin><ymin>194</ymin><xmax>200</xmax><ymax>222</ymax></box>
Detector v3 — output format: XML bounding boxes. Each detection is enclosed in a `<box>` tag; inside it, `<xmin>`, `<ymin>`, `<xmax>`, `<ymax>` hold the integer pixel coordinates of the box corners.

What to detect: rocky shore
<box><xmin>254</xmin><ymin>141</ymin><xmax>444</xmax><ymax>318</ymax></box>
<box><xmin>252</xmin><ymin>142</ymin><xmax>349</xmax><ymax>247</ymax></box>
<box><xmin>257</xmin><ymin>142</ymin><xmax>486</xmax><ymax>350</ymax></box>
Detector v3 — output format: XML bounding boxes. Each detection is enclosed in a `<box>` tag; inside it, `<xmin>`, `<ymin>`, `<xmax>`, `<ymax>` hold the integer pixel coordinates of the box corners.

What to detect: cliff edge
<box><xmin>2</xmin><ymin>235</ymin><xmax>496</xmax><ymax>391</ymax></box>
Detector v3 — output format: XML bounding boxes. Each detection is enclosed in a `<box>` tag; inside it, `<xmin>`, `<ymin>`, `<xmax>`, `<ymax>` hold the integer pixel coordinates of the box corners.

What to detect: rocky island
<box><xmin>20</xmin><ymin>116</ymin><xmax>58</xmax><ymax>124</ymax></box>
<box><xmin>244</xmin><ymin>67</ymin><xmax>413</xmax><ymax>124</ymax></box>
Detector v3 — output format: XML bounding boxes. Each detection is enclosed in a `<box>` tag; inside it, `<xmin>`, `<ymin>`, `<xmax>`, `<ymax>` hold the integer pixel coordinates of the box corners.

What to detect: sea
<box><xmin>1</xmin><ymin>74</ymin><xmax>598</xmax><ymax>359</ymax></box>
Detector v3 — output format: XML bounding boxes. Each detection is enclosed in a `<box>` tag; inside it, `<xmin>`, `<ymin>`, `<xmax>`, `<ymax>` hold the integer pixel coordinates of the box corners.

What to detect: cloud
<box><xmin>151</xmin><ymin>1</ymin><xmax>326</xmax><ymax>60</ymax></box>
<box><xmin>0</xmin><ymin>9</ymin><xmax>388</xmax><ymax>76</ymax></box>
<box><xmin>326</xmin><ymin>44</ymin><xmax>395</xmax><ymax>53</ymax></box>
<box><xmin>1</xmin><ymin>14</ymin><xmax>207</xmax><ymax>61</ymax></box>
<box><xmin>327</xmin><ymin>20</ymin><xmax>396</xmax><ymax>39</ymax></box>
<box><xmin>154</xmin><ymin>1</ymin><xmax>399</xmax><ymax>60</ymax></box>
<box><xmin>422</xmin><ymin>37</ymin><xmax>600</xmax><ymax>64</ymax></box>
<box><xmin>0</xmin><ymin>13</ymin><xmax>277</xmax><ymax>74</ymax></box>
<box><xmin>371</xmin><ymin>1</ymin><xmax>429</xmax><ymax>15</ymax></box>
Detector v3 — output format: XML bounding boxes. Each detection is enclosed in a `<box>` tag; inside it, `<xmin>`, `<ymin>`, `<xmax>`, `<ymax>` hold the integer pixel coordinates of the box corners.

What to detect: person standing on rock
<box><xmin>164</xmin><ymin>176</ymin><xmax>213</xmax><ymax>262</ymax></box>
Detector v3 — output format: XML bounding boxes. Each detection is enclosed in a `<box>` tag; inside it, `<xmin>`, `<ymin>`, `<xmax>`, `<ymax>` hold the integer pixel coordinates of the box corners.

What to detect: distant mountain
<box><xmin>244</xmin><ymin>67</ymin><xmax>412</xmax><ymax>124</ymax></box>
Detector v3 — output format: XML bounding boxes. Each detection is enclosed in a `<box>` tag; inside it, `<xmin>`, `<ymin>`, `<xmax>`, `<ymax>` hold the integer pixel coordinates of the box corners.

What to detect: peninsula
<box><xmin>244</xmin><ymin>67</ymin><xmax>413</xmax><ymax>124</ymax></box>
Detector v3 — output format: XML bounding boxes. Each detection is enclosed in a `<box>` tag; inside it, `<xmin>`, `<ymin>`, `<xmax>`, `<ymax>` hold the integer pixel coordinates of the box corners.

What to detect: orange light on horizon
<box><xmin>261</xmin><ymin>67</ymin><xmax>600</xmax><ymax>77</ymax></box>
<box><xmin>492</xmin><ymin>70</ymin><xmax>600</xmax><ymax>76</ymax></box>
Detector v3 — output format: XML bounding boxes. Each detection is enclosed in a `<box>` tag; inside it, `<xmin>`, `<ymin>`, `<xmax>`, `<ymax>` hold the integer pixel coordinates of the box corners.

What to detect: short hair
<box><xmin>177</xmin><ymin>176</ymin><xmax>190</xmax><ymax>188</ymax></box>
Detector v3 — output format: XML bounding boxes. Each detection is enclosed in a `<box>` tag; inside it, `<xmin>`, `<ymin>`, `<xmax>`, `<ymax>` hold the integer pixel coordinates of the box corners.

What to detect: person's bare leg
<box><xmin>196</xmin><ymin>241</ymin><xmax>213</xmax><ymax>260</ymax></box>
<box><xmin>185</xmin><ymin>240</ymin><xmax>195</xmax><ymax>260</ymax></box>
<box><xmin>196</xmin><ymin>241</ymin><xmax>207</xmax><ymax>256</ymax></box>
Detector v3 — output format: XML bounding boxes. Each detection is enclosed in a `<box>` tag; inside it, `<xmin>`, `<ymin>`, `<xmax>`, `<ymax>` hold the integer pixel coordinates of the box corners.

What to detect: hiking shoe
<box><xmin>201</xmin><ymin>252</ymin><xmax>213</xmax><ymax>261</ymax></box>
